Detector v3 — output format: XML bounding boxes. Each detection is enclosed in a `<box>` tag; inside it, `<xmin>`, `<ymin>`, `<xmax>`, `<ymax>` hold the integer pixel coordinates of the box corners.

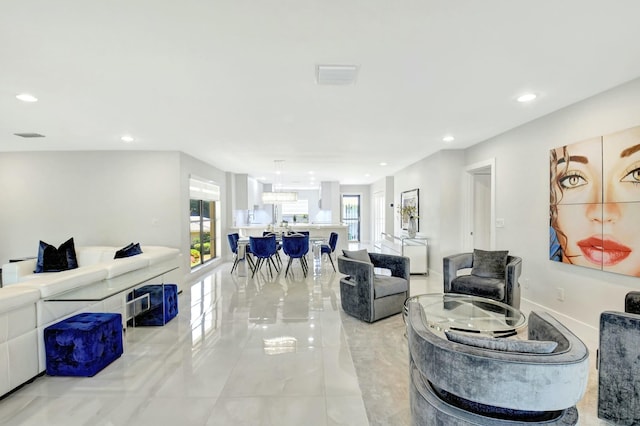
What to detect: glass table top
<box><xmin>405</xmin><ymin>293</ymin><xmax>526</xmax><ymax>335</ymax></box>
<box><xmin>44</xmin><ymin>265</ymin><xmax>178</xmax><ymax>302</ymax></box>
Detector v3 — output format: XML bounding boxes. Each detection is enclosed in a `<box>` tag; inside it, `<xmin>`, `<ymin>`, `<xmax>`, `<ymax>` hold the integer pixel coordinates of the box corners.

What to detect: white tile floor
<box><xmin>0</xmin><ymin>252</ymin><xmax>608</xmax><ymax>425</ymax></box>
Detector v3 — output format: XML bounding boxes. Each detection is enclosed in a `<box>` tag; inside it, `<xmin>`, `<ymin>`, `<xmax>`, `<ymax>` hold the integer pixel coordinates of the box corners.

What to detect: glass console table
<box><xmin>380</xmin><ymin>233</ymin><xmax>429</xmax><ymax>275</ymax></box>
<box><xmin>44</xmin><ymin>265</ymin><xmax>179</xmax><ymax>323</ymax></box>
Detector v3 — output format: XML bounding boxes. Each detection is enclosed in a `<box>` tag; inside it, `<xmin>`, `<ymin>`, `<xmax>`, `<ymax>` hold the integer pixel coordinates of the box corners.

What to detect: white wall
<box><xmin>0</xmin><ymin>151</ymin><xmax>228</xmax><ymax>287</ymax></box>
<box><xmin>0</xmin><ymin>151</ymin><xmax>181</xmax><ymax>265</ymax></box>
<box><xmin>394</xmin><ymin>150</ymin><xmax>465</xmax><ymax>274</ymax></box>
<box><xmin>462</xmin><ymin>76</ymin><xmax>640</xmax><ymax>342</ymax></box>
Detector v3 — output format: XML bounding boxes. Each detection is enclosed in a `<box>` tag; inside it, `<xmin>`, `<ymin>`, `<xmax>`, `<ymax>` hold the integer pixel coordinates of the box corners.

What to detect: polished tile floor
<box><xmin>0</xmin><ymin>251</ymin><xmax>608</xmax><ymax>425</ymax></box>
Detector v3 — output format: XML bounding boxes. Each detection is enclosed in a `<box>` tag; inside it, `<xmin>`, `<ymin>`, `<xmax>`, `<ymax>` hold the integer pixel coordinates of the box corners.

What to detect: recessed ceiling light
<box><xmin>379</xmin><ymin>162</ymin><xmax>387</xmax><ymax>166</ymax></box>
<box><xmin>365</xmin><ymin>173</ymin><xmax>370</xmax><ymax>177</ymax></box>
<box><xmin>16</xmin><ymin>93</ymin><xmax>38</xmax><ymax>103</ymax></box>
<box><xmin>308</xmin><ymin>171</ymin><xmax>314</xmax><ymax>175</ymax></box>
<box><xmin>121</xmin><ymin>135</ymin><xmax>134</xmax><ymax>142</ymax></box>
<box><xmin>443</xmin><ymin>136</ymin><xmax>455</xmax><ymax>143</ymax></box>
<box><xmin>517</xmin><ymin>93</ymin><xmax>537</xmax><ymax>103</ymax></box>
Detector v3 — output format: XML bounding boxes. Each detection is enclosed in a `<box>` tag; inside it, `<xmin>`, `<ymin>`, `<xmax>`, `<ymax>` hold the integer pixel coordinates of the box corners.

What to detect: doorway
<box><xmin>342</xmin><ymin>194</ymin><xmax>361</xmax><ymax>242</ymax></box>
<box><xmin>463</xmin><ymin>159</ymin><xmax>495</xmax><ymax>251</ymax></box>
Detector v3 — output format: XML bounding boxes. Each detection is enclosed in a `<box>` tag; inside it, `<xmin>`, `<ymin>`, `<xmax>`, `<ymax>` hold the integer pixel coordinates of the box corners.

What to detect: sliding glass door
<box><xmin>190</xmin><ymin>199</ymin><xmax>216</xmax><ymax>268</ymax></box>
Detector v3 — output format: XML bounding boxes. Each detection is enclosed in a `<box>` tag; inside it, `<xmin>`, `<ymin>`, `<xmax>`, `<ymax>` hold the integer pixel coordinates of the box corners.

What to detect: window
<box><xmin>281</xmin><ymin>199</ymin><xmax>309</xmax><ymax>224</ymax></box>
<box><xmin>190</xmin><ymin>177</ymin><xmax>220</xmax><ymax>268</ymax></box>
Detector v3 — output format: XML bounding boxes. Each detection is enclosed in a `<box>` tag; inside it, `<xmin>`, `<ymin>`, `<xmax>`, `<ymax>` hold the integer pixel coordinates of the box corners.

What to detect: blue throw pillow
<box><xmin>35</xmin><ymin>238</ymin><xmax>78</xmax><ymax>273</ymax></box>
<box><xmin>114</xmin><ymin>242</ymin><xmax>143</xmax><ymax>259</ymax></box>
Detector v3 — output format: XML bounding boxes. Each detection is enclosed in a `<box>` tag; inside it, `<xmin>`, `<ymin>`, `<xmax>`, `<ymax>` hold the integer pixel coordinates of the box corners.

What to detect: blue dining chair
<box><xmin>228</xmin><ymin>233</ymin><xmax>254</xmax><ymax>273</ymax></box>
<box><xmin>282</xmin><ymin>233</ymin><xmax>309</xmax><ymax>277</ymax></box>
<box><xmin>321</xmin><ymin>232</ymin><xmax>339</xmax><ymax>271</ymax></box>
<box><xmin>263</xmin><ymin>231</ymin><xmax>283</xmax><ymax>268</ymax></box>
<box><xmin>249</xmin><ymin>235</ymin><xmax>279</xmax><ymax>278</ymax></box>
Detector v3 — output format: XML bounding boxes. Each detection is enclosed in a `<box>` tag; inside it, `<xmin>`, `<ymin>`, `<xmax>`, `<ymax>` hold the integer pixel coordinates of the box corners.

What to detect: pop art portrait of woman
<box><xmin>550</xmin><ymin>125</ymin><xmax>640</xmax><ymax>277</ymax></box>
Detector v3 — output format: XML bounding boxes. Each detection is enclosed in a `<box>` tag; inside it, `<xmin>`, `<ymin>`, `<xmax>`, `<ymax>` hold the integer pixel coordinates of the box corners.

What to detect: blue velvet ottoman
<box><xmin>44</xmin><ymin>313</ymin><xmax>123</xmax><ymax>377</ymax></box>
<box><xmin>132</xmin><ymin>284</ymin><xmax>178</xmax><ymax>326</ymax></box>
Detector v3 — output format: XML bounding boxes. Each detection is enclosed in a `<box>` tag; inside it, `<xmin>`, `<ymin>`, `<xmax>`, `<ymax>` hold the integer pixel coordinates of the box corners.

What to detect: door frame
<box><xmin>462</xmin><ymin>158</ymin><xmax>496</xmax><ymax>251</ymax></box>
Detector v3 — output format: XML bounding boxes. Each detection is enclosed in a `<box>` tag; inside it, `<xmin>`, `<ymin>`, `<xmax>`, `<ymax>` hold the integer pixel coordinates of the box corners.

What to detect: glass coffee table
<box><xmin>405</xmin><ymin>293</ymin><xmax>526</xmax><ymax>336</ymax></box>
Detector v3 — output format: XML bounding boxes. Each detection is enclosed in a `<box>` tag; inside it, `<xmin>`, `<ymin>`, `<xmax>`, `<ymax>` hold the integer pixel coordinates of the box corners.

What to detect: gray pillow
<box><xmin>445</xmin><ymin>331</ymin><xmax>558</xmax><ymax>354</ymax></box>
<box><xmin>471</xmin><ymin>249</ymin><xmax>508</xmax><ymax>279</ymax></box>
<box><xmin>342</xmin><ymin>249</ymin><xmax>372</xmax><ymax>263</ymax></box>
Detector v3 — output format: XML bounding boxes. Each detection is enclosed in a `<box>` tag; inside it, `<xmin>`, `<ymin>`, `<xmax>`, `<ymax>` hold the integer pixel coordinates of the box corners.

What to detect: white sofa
<box><xmin>0</xmin><ymin>286</ymin><xmax>40</xmax><ymax>397</ymax></box>
<box><xmin>0</xmin><ymin>245</ymin><xmax>181</xmax><ymax>395</ymax></box>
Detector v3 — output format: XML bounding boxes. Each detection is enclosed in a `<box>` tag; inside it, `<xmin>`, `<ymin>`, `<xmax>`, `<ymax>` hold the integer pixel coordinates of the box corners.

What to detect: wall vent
<box><xmin>316</xmin><ymin>65</ymin><xmax>358</xmax><ymax>85</ymax></box>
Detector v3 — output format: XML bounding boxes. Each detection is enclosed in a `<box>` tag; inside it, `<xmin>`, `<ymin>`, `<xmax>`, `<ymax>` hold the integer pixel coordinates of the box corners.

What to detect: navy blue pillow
<box><xmin>35</xmin><ymin>238</ymin><xmax>78</xmax><ymax>273</ymax></box>
<box><xmin>114</xmin><ymin>243</ymin><xmax>143</xmax><ymax>259</ymax></box>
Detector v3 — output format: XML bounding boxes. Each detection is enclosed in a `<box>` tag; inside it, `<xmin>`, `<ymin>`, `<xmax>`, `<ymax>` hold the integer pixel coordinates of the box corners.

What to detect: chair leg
<box><xmin>231</xmin><ymin>254</ymin><xmax>239</xmax><ymax>273</ymax></box>
<box><xmin>285</xmin><ymin>258</ymin><xmax>293</xmax><ymax>277</ymax></box>
<box><xmin>266</xmin><ymin>259</ymin><xmax>273</xmax><ymax>278</ymax></box>
<box><xmin>328</xmin><ymin>254</ymin><xmax>336</xmax><ymax>272</ymax></box>
<box><xmin>246</xmin><ymin>254</ymin><xmax>256</xmax><ymax>273</ymax></box>
<box><xmin>252</xmin><ymin>258</ymin><xmax>263</xmax><ymax>278</ymax></box>
<box><xmin>269</xmin><ymin>256</ymin><xmax>279</xmax><ymax>273</ymax></box>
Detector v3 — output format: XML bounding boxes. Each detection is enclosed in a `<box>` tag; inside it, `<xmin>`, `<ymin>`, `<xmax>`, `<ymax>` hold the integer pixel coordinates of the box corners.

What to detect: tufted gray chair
<box><xmin>337</xmin><ymin>252</ymin><xmax>410</xmax><ymax>323</ymax></box>
<box><xmin>443</xmin><ymin>252</ymin><xmax>522</xmax><ymax>309</ymax></box>
<box><xmin>598</xmin><ymin>291</ymin><xmax>640</xmax><ymax>424</ymax></box>
<box><xmin>406</xmin><ymin>303</ymin><xmax>589</xmax><ymax>425</ymax></box>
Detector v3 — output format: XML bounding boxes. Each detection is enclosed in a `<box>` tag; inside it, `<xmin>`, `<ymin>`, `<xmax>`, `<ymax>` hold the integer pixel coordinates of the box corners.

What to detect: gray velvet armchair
<box><xmin>598</xmin><ymin>291</ymin><xmax>640</xmax><ymax>424</ymax></box>
<box><xmin>407</xmin><ymin>304</ymin><xmax>589</xmax><ymax>424</ymax></box>
<box><xmin>443</xmin><ymin>251</ymin><xmax>522</xmax><ymax>309</ymax></box>
<box><xmin>337</xmin><ymin>251</ymin><xmax>410</xmax><ymax>323</ymax></box>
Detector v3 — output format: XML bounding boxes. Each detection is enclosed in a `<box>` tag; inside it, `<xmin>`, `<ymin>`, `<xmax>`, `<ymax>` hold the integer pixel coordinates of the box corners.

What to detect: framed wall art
<box><xmin>400</xmin><ymin>188</ymin><xmax>419</xmax><ymax>231</ymax></box>
<box><xmin>549</xmin><ymin>125</ymin><xmax>640</xmax><ymax>277</ymax></box>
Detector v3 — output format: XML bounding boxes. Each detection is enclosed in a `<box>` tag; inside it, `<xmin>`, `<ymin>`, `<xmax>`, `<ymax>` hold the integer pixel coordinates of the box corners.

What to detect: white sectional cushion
<box><xmin>76</xmin><ymin>246</ymin><xmax>119</xmax><ymax>266</ymax></box>
<box><xmin>15</xmin><ymin>265</ymin><xmax>108</xmax><ymax>298</ymax></box>
<box><xmin>1</xmin><ymin>259</ymin><xmax>38</xmax><ymax>285</ymax></box>
<box><xmin>0</xmin><ymin>287</ymin><xmax>40</xmax><ymax>315</ymax></box>
<box><xmin>102</xmin><ymin>256</ymin><xmax>150</xmax><ymax>279</ymax></box>
<box><xmin>139</xmin><ymin>246</ymin><xmax>180</xmax><ymax>265</ymax></box>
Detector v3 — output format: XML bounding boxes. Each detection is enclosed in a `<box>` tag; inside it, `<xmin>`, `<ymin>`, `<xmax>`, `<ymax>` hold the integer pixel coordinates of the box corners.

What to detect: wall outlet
<box><xmin>523</xmin><ymin>278</ymin><xmax>530</xmax><ymax>289</ymax></box>
<box><xmin>496</xmin><ymin>218</ymin><xmax>505</xmax><ymax>228</ymax></box>
<box><xmin>556</xmin><ymin>287</ymin><xmax>565</xmax><ymax>302</ymax></box>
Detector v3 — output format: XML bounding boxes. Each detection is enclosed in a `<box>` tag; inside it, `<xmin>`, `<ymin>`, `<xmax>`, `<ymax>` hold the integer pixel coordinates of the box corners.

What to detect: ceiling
<box><xmin>2</xmin><ymin>1</ymin><xmax>640</xmax><ymax>190</ymax></box>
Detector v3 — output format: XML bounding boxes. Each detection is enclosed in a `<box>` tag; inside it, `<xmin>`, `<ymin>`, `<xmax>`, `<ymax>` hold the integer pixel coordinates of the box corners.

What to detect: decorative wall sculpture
<box><xmin>550</xmin><ymin>125</ymin><xmax>640</xmax><ymax>277</ymax></box>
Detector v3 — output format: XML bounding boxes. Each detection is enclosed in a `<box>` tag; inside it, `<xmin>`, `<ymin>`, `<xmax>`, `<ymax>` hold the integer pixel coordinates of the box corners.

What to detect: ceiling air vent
<box><xmin>316</xmin><ymin>65</ymin><xmax>358</xmax><ymax>85</ymax></box>
<box><xmin>14</xmin><ymin>132</ymin><xmax>45</xmax><ymax>138</ymax></box>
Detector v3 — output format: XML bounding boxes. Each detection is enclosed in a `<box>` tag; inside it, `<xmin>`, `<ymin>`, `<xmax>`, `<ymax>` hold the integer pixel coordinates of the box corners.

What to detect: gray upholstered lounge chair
<box><xmin>443</xmin><ymin>250</ymin><xmax>522</xmax><ymax>309</ymax></box>
<box><xmin>598</xmin><ymin>291</ymin><xmax>640</xmax><ymax>424</ymax></box>
<box><xmin>337</xmin><ymin>251</ymin><xmax>410</xmax><ymax>323</ymax></box>
<box><xmin>406</xmin><ymin>304</ymin><xmax>589</xmax><ymax>425</ymax></box>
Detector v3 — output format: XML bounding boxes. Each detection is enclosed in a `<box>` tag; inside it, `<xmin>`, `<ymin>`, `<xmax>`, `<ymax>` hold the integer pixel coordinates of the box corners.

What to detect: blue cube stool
<box><xmin>132</xmin><ymin>284</ymin><xmax>178</xmax><ymax>326</ymax></box>
<box><xmin>44</xmin><ymin>312</ymin><xmax>123</xmax><ymax>377</ymax></box>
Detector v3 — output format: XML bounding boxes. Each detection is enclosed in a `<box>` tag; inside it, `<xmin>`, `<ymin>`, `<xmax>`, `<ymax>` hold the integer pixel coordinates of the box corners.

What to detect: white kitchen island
<box><xmin>231</xmin><ymin>224</ymin><xmax>348</xmax><ymax>253</ymax></box>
